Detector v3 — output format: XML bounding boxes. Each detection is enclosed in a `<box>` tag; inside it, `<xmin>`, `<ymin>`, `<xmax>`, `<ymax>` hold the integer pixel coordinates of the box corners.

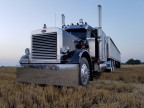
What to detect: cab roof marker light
<box><xmin>79</xmin><ymin>19</ymin><xmax>84</xmax><ymax>25</ymax></box>
<box><xmin>43</xmin><ymin>24</ymin><xmax>47</xmax><ymax>29</ymax></box>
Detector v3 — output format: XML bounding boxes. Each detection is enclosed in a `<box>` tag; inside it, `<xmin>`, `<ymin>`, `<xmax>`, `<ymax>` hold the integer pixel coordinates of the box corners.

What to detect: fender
<box><xmin>70</xmin><ymin>50</ymin><xmax>90</xmax><ymax>63</ymax></box>
<box><xmin>67</xmin><ymin>49</ymin><xmax>93</xmax><ymax>81</ymax></box>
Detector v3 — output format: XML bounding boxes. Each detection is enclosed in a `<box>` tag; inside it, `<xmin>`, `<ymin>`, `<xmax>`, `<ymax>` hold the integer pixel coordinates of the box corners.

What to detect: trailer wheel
<box><xmin>79</xmin><ymin>57</ymin><xmax>90</xmax><ymax>86</ymax></box>
<box><xmin>118</xmin><ymin>62</ymin><xmax>121</xmax><ymax>68</ymax></box>
<box><xmin>107</xmin><ymin>60</ymin><xmax>114</xmax><ymax>72</ymax></box>
<box><xmin>116</xmin><ymin>62</ymin><xmax>121</xmax><ymax>68</ymax></box>
<box><xmin>112</xmin><ymin>60</ymin><xmax>115</xmax><ymax>71</ymax></box>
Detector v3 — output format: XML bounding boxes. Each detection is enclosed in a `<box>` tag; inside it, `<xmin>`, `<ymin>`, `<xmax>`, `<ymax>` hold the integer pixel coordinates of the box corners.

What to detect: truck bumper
<box><xmin>16</xmin><ymin>64</ymin><xmax>79</xmax><ymax>86</ymax></box>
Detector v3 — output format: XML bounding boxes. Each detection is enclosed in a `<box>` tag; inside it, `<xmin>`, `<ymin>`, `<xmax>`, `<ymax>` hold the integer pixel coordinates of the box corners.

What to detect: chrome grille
<box><xmin>32</xmin><ymin>32</ymin><xmax>57</xmax><ymax>60</ymax></box>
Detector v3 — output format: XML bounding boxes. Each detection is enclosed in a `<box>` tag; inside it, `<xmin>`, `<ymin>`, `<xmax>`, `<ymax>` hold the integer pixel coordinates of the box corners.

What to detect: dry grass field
<box><xmin>0</xmin><ymin>65</ymin><xmax>144</xmax><ymax>108</ymax></box>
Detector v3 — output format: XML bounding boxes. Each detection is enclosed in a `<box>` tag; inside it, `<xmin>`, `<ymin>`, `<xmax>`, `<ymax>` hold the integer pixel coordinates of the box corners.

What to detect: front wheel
<box><xmin>79</xmin><ymin>57</ymin><xmax>90</xmax><ymax>86</ymax></box>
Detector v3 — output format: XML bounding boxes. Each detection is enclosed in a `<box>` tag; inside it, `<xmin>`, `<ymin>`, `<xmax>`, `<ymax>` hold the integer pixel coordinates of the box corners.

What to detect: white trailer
<box><xmin>107</xmin><ymin>37</ymin><xmax>121</xmax><ymax>62</ymax></box>
<box><xmin>105</xmin><ymin>37</ymin><xmax>121</xmax><ymax>72</ymax></box>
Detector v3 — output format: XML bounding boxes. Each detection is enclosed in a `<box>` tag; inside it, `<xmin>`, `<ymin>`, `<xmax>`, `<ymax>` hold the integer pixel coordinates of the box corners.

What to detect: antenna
<box><xmin>55</xmin><ymin>13</ymin><xmax>56</xmax><ymax>27</ymax></box>
<box><xmin>61</xmin><ymin>14</ymin><xmax>65</xmax><ymax>27</ymax></box>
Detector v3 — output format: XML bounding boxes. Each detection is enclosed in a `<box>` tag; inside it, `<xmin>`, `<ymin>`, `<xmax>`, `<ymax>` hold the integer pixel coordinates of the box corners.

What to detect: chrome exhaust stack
<box><xmin>98</xmin><ymin>5</ymin><xmax>102</xmax><ymax>30</ymax></box>
<box><xmin>97</xmin><ymin>5</ymin><xmax>103</xmax><ymax>61</ymax></box>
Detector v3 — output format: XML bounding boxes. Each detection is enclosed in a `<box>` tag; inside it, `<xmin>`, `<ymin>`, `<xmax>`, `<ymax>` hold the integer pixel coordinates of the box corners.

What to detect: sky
<box><xmin>0</xmin><ymin>0</ymin><xmax>144</xmax><ymax>66</ymax></box>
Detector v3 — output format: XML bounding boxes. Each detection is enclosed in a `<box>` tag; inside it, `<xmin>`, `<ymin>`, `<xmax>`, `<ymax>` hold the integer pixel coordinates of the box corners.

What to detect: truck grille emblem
<box><xmin>41</xmin><ymin>30</ymin><xmax>46</xmax><ymax>33</ymax></box>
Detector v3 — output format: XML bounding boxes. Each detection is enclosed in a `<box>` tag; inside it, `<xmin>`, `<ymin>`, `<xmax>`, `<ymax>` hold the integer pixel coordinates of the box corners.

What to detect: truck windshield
<box><xmin>66</xmin><ymin>29</ymin><xmax>87</xmax><ymax>40</ymax></box>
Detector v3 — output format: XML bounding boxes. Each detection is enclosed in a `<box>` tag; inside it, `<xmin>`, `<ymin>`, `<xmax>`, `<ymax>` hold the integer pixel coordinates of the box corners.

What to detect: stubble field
<box><xmin>0</xmin><ymin>65</ymin><xmax>144</xmax><ymax>108</ymax></box>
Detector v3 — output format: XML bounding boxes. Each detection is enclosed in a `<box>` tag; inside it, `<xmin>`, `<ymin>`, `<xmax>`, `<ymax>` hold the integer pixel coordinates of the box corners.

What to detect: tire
<box><xmin>107</xmin><ymin>60</ymin><xmax>114</xmax><ymax>72</ymax></box>
<box><xmin>79</xmin><ymin>57</ymin><xmax>90</xmax><ymax>86</ymax></box>
<box><xmin>116</xmin><ymin>62</ymin><xmax>121</xmax><ymax>68</ymax></box>
<box><xmin>112</xmin><ymin>60</ymin><xmax>115</xmax><ymax>71</ymax></box>
<box><xmin>118</xmin><ymin>62</ymin><xmax>121</xmax><ymax>68</ymax></box>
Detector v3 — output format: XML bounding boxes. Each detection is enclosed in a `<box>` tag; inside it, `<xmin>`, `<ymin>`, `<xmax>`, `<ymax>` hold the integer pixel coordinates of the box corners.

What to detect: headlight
<box><xmin>25</xmin><ymin>48</ymin><xmax>30</xmax><ymax>55</ymax></box>
<box><xmin>61</xmin><ymin>46</ymin><xmax>69</xmax><ymax>54</ymax></box>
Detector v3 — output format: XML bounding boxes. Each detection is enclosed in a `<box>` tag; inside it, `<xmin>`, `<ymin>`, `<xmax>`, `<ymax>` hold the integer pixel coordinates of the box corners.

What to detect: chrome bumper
<box><xmin>16</xmin><ymin>64</ymin><xmax>79</xmax><ymax>86</ymax></box>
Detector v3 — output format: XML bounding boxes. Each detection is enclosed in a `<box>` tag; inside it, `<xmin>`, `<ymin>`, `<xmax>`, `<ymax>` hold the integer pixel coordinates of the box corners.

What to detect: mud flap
<box><xmin>16</xmin><ymin>64</ymin><xmax>79</xmax><ymax>86</ymax></box>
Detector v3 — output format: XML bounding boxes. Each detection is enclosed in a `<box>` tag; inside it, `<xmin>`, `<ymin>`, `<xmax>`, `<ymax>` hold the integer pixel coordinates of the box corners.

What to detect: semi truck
<box><xmin>17</xmin><ymin>5</ymin><xmax>121</xmax><ymax>86</ymax></box>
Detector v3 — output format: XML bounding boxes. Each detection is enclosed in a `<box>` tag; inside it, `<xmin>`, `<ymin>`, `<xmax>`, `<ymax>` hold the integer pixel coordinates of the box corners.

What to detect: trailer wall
<box><xmin>107</xmin><ymin>37</ymin><xmax>121</xmax><ymax>62</ymax></box>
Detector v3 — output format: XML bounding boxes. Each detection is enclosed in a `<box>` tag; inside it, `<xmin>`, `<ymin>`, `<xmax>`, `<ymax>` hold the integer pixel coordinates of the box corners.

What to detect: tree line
<box><xmin>125</xmin><ymin>59</ymin><xmax>142</xmax><ymax>65</ymax></box>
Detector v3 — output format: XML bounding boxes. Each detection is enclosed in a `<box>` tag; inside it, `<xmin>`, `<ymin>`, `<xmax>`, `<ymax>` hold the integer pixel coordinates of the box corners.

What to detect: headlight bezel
<box><xmin>61</xmin><ymin>46</ymin><xmax>69</xmax><ymax>54</ymax></box>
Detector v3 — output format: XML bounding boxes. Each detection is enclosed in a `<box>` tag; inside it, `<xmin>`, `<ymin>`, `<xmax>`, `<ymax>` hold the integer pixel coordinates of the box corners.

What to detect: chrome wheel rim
<box><xmin>81</xmin><ymin>64</ymin><xmax>90</xmax><ymax>84</ymax></box>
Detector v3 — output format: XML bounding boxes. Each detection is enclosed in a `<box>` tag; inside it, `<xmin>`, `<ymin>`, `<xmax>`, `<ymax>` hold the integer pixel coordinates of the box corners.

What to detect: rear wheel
<box><xmin>112</xmin><ymin>60</ymin><xmax>115</xmax><ymax>71</ymax></box>
<box><xmin>116</xmin><ymin>62</ymin><xmax>121</xmax><ymax>68</ymax></box>
<box><xmin>79</xmin><ymin>57</ymin><xmax>90</xmax><ymax>86</ymax></box>
<box><xmin>107</xmin><ymin>60</ymin><xmax>114</xmax><ymax>72</ymax></box>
